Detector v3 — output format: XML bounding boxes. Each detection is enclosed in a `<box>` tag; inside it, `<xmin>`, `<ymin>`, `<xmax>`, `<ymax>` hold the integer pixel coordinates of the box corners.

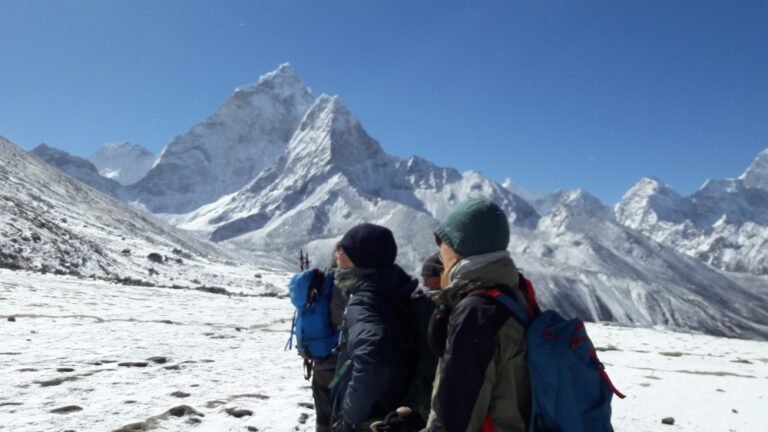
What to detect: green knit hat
<box><xmin>435</xmin><ymin>198</ymin><xmax>510</xmax><ymax>257</ymax></box>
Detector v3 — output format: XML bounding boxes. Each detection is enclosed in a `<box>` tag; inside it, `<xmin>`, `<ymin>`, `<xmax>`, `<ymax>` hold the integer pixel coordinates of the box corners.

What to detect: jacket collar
<box><xmin>334</xmin><ymin>265</ymin><xmax>417</xmax><ymax>299</ymax></box>
<box><xmin>438</xmin><ymin>251</ymin><xmax>520</xmax><ymax>307</ymax></box>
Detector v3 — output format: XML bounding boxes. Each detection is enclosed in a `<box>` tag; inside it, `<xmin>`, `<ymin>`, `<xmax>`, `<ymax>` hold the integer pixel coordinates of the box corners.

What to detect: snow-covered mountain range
<box><xmin>87</xmin><ymin>141</ymin><xmax>157</xmax><ymax>186</ymax></box>
<box><xmin>13</xmin><ymin>64</ymin><xmax>768</xmax><ymax>340</ymax></box>
<box><xmin>615</xmin><ymin>150</ymin><xmax>768</xmax><ymax>276</ymax></box>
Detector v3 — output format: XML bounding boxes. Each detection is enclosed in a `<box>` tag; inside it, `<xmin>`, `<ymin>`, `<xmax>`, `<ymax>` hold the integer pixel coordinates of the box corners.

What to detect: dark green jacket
<box><xmin>425</xmin><ymin>252</ymin><xmax>530</xmax><ymax>432</ymax></box>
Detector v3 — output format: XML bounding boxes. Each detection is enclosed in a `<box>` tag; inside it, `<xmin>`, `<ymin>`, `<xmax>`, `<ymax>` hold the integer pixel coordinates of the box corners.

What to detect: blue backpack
<box><xmin>474</xmin><ymin>277</ymin><xmax>625</xmax><ymax>432</ymax></box>
<box><xmin>286</xmin><ymin>268</ymin><xmax>339</xmax><ymax>361</ymax></box>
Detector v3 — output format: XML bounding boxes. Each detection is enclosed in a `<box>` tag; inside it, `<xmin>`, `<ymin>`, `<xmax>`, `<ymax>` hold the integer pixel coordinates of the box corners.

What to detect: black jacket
<box><xmin>330</xmin><ymin>264</ymin><xmax>418</xmax><ymax>431</ymax></box>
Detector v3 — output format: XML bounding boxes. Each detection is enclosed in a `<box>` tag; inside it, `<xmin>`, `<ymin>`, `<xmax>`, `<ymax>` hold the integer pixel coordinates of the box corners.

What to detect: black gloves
<box><xmin>370</xmin><ymin>407</ymin><xmax>426</xmax><ymax>432</ymax></box>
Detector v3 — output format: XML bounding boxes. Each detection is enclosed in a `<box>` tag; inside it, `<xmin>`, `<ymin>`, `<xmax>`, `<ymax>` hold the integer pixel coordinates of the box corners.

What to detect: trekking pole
<box><xmin>298</xmin><ymin>248</ymin><xmax>314</xmax><ymax>380</ymax></box>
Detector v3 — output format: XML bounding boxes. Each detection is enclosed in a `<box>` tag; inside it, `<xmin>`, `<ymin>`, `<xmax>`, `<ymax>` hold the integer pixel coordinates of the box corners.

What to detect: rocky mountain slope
<box><xmin>2</xmin><ymin>136</ymin><xmax>281</xmax><ymax>290</ymax></box>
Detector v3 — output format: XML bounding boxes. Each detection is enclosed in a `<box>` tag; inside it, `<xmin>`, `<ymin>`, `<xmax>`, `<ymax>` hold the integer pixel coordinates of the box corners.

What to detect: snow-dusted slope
<box><xmin>2</xmin><ymin>136</ymin><xmax>278</xmax><ymax>288</ymax></box>
<box><xmin>2</xmin><ymin>270</ymin><xmax>767</xmax><ymax>432</ymax></box>
<box><xmin>88</xmin><ymin>141</ymin><xmax>157</xmax><ymax>186</ymax></box>
<box><xmin>616</xmin><ymin>151</ymin><xmax>768</xmax><ymax>276</ymax></box>
<box><xmin>29</xmin><ymin>144</ymin><xmax>121</xmax><ymax>197</ymax></box>
<box><xmin>123</xmin><ymin>64</ymin><xmax>316</xmax><ymax>213</ymax></box>
<box><xmin>515</xmin><ymin>189</ymin><xmax>768</xmax><ymax>340</ymax></box>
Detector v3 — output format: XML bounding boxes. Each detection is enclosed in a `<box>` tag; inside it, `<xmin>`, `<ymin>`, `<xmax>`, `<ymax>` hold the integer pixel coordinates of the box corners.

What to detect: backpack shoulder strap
<box><xmin>468</xmin><ymin>288</ymin><xmax>530</xmax><ymax>327</ymax></box>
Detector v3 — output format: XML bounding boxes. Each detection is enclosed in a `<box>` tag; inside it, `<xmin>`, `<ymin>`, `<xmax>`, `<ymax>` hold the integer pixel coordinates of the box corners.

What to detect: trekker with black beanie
<box><xmin>329</xmin><ymin>223</ymin><xmax>419</xmax><ymax>432</ymax></box>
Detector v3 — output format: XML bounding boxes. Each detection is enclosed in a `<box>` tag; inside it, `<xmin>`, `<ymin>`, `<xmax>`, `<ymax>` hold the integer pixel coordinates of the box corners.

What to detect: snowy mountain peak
<box><xmin>615</xmin><ymin>177</ymin><xmax>688</xmax><ymax>229</ymax></box>
<box><xmin>125</xmin><ymin>64</ymin><xmax>316</xmax><ymax>213</ymax></box>
<box><xmin>501</xmin><ymin>178</ymin><xmax>547</xmax><ymax>206</ymax></box>
<box><xmin>630</xmin><ymin>176</ymin><xmax>674</xmax><ymax>195</ymax></box>
<box><xmin>739</xmin><ymin>147</ymin><xmax>768</xmax><ymax>190</ymax></box>
<box><xmin>559</xmin><ymin>188</ymin><xmax>609</xmax><ymax>211</ymax></box>
<box><xmin>235</xmin><ymin>62</ymin><xmax>311</xmax><ymax>99</ymax></box>
<box><xmin>88</xmin><ymin>141</ymin><xmax>157</xmax><ymax>186</ymax></box>
<box><xmin>288</xmin><ymin>94</ymin><xmax>386</xmax><ymax>169</ymax></box>
<box><xmin>29</xmin><ymin>143</ymin><xmax>121</xmax><ymax>196</ymax></box>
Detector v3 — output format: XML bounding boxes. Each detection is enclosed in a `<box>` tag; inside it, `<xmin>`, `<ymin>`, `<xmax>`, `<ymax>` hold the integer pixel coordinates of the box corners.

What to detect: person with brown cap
<box><xmin>378</xmin><ymin>198</ymin><xmax>533</xmax><ymax>432</ymax></box>
<box><xmin>329</xmin><ymin>223</ymin><xmax>419</xmax><ymax>432</ymax></box>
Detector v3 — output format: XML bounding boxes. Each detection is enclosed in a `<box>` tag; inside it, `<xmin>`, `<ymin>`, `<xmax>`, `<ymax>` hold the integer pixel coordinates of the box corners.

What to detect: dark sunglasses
<box><xmin>434</xmin><ymin>233</ymin><xmax>443</xmax><ymax>247</ymax></box>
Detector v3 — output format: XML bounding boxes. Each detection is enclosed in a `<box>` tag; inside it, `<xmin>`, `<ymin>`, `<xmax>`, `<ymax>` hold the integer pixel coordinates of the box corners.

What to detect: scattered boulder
<box><xmin>172</xmin><ymin>248</ymin><xmax>193</xmax><ymax>259</ymax></box>
<box><xmin>0</xmin><ymin>402</ymin><xmax>22</xmax><ymax>407</ymax></box>
<box><xmin>661</xmin><ymin>417</ymin><xmax>675</xmax><ymax>425</ymax></box>
<box><xmin>171</xmin><ymin>391</ymin><xmax>190</xmax><ymax>398</ymax></box>
<box><xmin>57</xmin><ymin>367</ymin><xmax>75</xmax><ymax>373</ymax></box>
<box><xmin>36</xmin><ymin>376</ymin><xmax>79</xmax><ymax>387</ymax></box>
<box><xmin>50</xmin><ymin>405</ymin><xmax>83</xmax><ymax>414</ymax></box>
<box><xmin>225</xmin><ymin>408</ymin><xmax>253</xmax><ymax>418</ymax></box>
<box><xmin>732</xmin><ymin>408</ymin><xmax>739</xmax><ymax>413</ymax></box>
<box><xmin>146</xmin><ymin>356</ymin><xmax>170</xmax><ymax>364</ymax></box>
<box><xmin>167</xmin><ymin>405</ymin><xmax>201</xmax><ymax>417</ymax></box>
<box><xmin>121</xmin><ymin>249</ymin><xmax>131</xmax><ymax>255</ymax></box>
<box><xmin>297</xmin><ymin>402</ymin><xmax>314</xmax><ymax>409</ymax></box>
<box><xmin>298</xmin><ymin>412</ymin><xmax>309</xmax><ymax>424</ymax></box>
<box><xmin>113</xmin><ymin>421</ymin><xmax>150</xmax><ymax>432</ymax></box>
<box><xmin>118</xmin><ymin>362</ymin><xmax>149</xmax><ymax>368</ymax></box>
<box><xmin>147</xmin><ymin>253</ymin><xmax>164</xmax><ymax>263</ymax></box>
<box><xmin>163</xmin><ymin>364</ymin><xmax>182</xmax><ymax>371</ymax></box>
<box><xmin>247</xmin><ymin>427</ymin><xmax>259</xmax><ymax>432</ymax></box>
<box><xmin>196</xmin><ymin>286</ymin><xmax>231</xmax><ymax>296</ymax></box>
<box><xmin>7</xmin><ymin>316</ymin><xmax>16</xmax><ymax>322</ymax></box>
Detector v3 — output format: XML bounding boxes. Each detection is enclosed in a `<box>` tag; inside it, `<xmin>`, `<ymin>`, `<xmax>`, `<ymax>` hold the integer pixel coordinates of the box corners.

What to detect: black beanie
<box><xmin>339</xmin><ymin>223</ymin><xmax>397</xmax><ymax>270</ymax></box>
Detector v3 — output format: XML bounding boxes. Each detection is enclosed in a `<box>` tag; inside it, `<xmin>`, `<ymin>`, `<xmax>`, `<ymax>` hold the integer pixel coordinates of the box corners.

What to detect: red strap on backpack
<box><xmin>519</xmin><ymin>275</ymin><xmax>540</xmax><ymax>319</ymax></box>
<box><xmin>481</xmin><ymin>415</ymin><xmax>497</xmax><ymax>432</ymax></box>
<box><xmin>468</xmin><ymin>274</ymin><xmax>541</xmax><ymax>321</ymax></box>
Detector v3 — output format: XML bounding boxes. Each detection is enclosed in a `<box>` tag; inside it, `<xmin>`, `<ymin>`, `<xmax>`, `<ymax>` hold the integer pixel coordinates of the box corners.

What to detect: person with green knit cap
<box><xmin>375</xmin><ymin>197</ymin><xmax>534</xmax><ymax>432</ymax></box>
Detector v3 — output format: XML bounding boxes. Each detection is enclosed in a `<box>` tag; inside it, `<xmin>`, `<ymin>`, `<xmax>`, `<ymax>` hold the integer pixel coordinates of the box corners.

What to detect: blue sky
<box><xmin>1</xmin><ymin>0</ymin><xmax>766</xmax><ymax>204</ymax></box>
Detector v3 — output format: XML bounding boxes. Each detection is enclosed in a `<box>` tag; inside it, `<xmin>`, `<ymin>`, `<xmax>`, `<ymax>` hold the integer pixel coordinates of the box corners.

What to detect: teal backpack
<box><xmin>286</xmin><ymin>268</ymin><xmax>339</xmax><ymax>361</ymax></box>
<box><xmin>472</xmin><ymin>276</ymin><xmax>625</xmax><ymax>432</ymax></box>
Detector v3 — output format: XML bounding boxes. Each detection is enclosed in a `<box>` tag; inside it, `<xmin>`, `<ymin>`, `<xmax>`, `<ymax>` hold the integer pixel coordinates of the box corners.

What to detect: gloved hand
<box><xmin>369</xmin><ymin>407</ymin><xmax>425</xmax><ymax>432</ymax></box>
